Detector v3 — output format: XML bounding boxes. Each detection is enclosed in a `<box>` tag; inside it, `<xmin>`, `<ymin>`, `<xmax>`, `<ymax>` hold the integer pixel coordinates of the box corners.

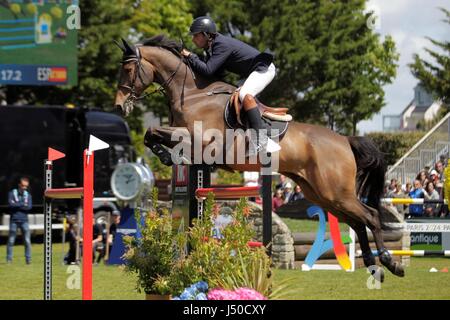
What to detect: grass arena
<box><xmin>1</xmin><ymin>236</ymin><xmax>449</xmax><ymax>300</ymax></box>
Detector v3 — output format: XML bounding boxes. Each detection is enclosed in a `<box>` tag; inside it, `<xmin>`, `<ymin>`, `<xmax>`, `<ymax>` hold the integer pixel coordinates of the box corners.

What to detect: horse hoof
<box><xmin>394</xmin><ymin>262</ymin><xmax>405</xmax><ymax>277</ymax></box>
<box><xmin>158</xmin><ymin>154</ymin><xmax>173</xmax><ymax>166</ymax></box>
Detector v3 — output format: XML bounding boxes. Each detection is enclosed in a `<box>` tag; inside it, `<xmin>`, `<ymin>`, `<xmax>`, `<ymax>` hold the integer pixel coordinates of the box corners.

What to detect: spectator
<box><xmin>6</xmin><ymin>177</ymin><xmax>32</xmax><ymax>264</ymax></box>
<box><xmin>391</xmin><ymin>182</ymin><xmax>406</xmax><ymax>216</ymax></box>
<box><xmin>289</xmin><ymin>185</ymin><xmax>305</xmax><ymax>203</ymax></box>
<box><xmin>275</xmin><ymin>174</ymin><xmax>288</xmax><ymax>191</ymax></box>
<box><xmin>96</xmin><ymin>211</ymin><xmax>121</xmax><ymax>264</ymax></box>
<box><xmin>283</xmin><ymin>182</ymin><xmax>293</xmax><ymax>204</ymax></box>
<box><xmin>435</xmin><ymin>161</ymin><xmax>445</xmax><ymax>180</ymax></box>
<box><xmin>386</xmin><ymin>180</ymin><xmax>396</xmax><ymax>197</ymax></box>
<box><xmin>388</xmin><ymin>179</ymin><xmax>398</xmax><ymax>195</ymax></box>
<box><xmin>64</xmin><ymin>217</ymin><xmax>79</xmax><ymax>265</ymax></box>
<box><xmin>408</xmin><ymin>179</ymin><xmax>424</xmax><ymax>217</ymax></box>
<box><xmin>272</xmin><ymin>189</ymin><xmax>284</xmax><ymax>211</ymax></box>
<box><xmin>404</xmin><ymin>182</ymin><xmax>412</xmax><ymax>194</ymax></box>
<box><xmin>430</xmin><ymin>170</ymin><xmax>443</xmax><ymax>194</ymax></box>
<box><xmin>424</xmin><ymin>181</ymin><xmax>440</xmax><ymax>217</ymax></box>
<box><xmin>92</xmin><ymin>218</ymin><xmax>103</xmax><ymax>264</ymax></box>
<box><xmin>416</xmin><ymin>170</ymin><xmax>429</xmax><ymax>188</ymax></box>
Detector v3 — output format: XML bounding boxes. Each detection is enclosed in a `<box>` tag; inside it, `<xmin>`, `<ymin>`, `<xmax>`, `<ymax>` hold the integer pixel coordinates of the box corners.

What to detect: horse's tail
<box><xmin>347</xmin><ymin>136</ymin><xmax>394</xmax><ymax>230</ymax></box>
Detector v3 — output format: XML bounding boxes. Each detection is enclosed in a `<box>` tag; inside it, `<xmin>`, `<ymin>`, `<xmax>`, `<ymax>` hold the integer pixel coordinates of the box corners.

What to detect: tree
<box><xmin>409</xmin><ymin>8</ymin><xmax>450</xmax><ymax>112</ymax></box>
<box><xmin>2</xmin><ymin>0</ymin><xmax>192</xmax><ymax>133</ymax></box>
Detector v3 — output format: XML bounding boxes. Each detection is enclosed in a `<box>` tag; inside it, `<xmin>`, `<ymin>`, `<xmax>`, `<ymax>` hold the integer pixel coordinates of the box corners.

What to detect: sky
<box><xmin>357</xmin><ymin>0</ymin><xmax>449</xmax><ymax>134</ymax></box>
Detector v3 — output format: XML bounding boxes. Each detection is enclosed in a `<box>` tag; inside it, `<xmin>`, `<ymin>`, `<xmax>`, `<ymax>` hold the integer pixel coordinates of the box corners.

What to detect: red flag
<box><xmin>48</xmin><ymin>148</ymin><xmax>65</xmax><ymax>161</ymax></box>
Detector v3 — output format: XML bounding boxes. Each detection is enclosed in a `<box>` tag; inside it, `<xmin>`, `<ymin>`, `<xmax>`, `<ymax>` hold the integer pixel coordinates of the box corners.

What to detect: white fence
<box><xmin>387</xmin><ymin>112</ymin><xmax>450</xmax><ymax>183</ymax></box>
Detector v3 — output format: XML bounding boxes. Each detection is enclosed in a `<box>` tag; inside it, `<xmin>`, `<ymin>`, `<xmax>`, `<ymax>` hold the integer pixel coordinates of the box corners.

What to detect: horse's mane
<box><xmin>138</xmin><ymin>34</ymin><xmax>233</xmax><ymax>89</ymax></box>
<box><xmin>139</xmin><ymin>34</ymin><xmax>182</xmax><ymax>58</ymax></box>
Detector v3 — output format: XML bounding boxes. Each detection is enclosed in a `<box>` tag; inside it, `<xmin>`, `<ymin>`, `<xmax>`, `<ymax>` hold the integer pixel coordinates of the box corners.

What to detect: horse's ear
<box><xmin>113</xmin><ymin>39</ymin><xmax>126</xmax><ymax>53</ymax></box>
<box><xmin>121</xmin><ymin>38</ymin><xmax>136</xmax><ymax>56</ymax></box>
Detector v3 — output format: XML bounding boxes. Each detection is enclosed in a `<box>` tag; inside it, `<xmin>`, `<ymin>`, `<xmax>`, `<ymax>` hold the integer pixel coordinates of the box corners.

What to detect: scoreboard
<box><xmin>0</xmin><ymin>0</ymin><xmax>78</xmax><ymax>86</ymax></box>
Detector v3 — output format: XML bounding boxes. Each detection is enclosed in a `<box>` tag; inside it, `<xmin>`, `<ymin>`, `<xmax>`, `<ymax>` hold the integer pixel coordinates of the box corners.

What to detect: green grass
<box><xmin>273</xmin><ymin>258</ymin><xmax>450</xmax><ymax>300</ymax></box>
<box><xmin>1</xmin><ymin>243</ymin><xmax>450</xmax><ymax>300</ymax></box>
<box><xmin>281</xmin><ymin>218</ymin><xmax>348</xmax><ymax>233</ymax></box>
<box><xmin>0</xmin><ymin>243</ymin><xmax>143</xmax><ymax>300</ymax></box>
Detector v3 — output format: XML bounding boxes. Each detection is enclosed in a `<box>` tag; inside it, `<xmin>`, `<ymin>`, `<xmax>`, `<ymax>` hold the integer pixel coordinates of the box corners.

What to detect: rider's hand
<box><xmin>181</xmin><ymin>49</ymin><xmax>191</xmax><ymax>57</ymax></box>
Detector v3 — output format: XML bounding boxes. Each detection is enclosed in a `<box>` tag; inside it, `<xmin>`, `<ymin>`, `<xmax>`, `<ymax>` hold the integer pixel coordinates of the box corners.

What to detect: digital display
<box><xmin>0</xmin><ymin>0</ymin><xmax>78</xmax><ymax>86</ymax></box>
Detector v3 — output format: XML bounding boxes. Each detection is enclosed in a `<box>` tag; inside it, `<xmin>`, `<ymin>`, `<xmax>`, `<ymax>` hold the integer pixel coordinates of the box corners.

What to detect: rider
<box><xmin>181</xmin><ymin>16</ymin><xmax>280</xmax><ymax>155</ymax></box>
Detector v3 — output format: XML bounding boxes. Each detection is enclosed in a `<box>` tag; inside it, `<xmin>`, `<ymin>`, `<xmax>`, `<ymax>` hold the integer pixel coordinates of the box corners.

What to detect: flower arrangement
<box><xmin>167</xmin><ymin>194</ymin><xmax>274</xmax><ymax>299</ymax></box>
<box><xmin>208</xmin><ymin>288</ymin><xmax>267</xmax><ymax>300</ymax></box>
<box><xmin>172</xmin><ymin>281</ymin><xmax>209</xmax><ymax>300</ymax></box>
<box><xmin>122</xmin><ymin>188</ymin><xmax>181</xmax><ymax>295</ymax></box>
<box><xmin>123</xmin><ymin>189</ymin><xmax>276</xmax><ymax>300</ymax></box>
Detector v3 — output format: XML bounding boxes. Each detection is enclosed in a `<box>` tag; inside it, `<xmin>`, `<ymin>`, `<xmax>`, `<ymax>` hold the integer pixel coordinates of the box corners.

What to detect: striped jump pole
<box><xmin>357</xmin><ymin>250</ymin><xmax>450</xmax><ymax>257</ymax></box>
<box><xmin>381</xmin><ymin>198</ymin><xmax>448</xmax><ymax>205</ymax></box>
<box><xmin>195</xmin><ymin>186</ymin><xmax>260</xmax><ymax>199</ymax></box>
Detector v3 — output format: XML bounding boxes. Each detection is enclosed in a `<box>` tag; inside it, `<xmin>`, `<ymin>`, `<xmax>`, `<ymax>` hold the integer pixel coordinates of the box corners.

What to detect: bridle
<box><xmin>119</xmin><ymin>45</ymin><xmax>185</xmax><ymax>106</ymax></box>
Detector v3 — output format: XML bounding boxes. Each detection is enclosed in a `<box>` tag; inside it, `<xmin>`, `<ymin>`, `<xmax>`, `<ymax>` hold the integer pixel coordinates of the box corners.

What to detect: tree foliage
<box><xmin>2</xmin><ymin>1</ymin><xmax>401</xmax><ymax>136</ymax></box>
<box><xmin>366</xmin><ymin>131</ymin><xmax>426</xmax><ymax>166</ymax></box>
<box><xmin>2</xmin><ymin>0</ymin><xmax>192</xmax><ymax>133</ymax></box>
<box><xmin>190</xmin><ymin>0</ymin><xmax>399</xmax><ymax>135</ymax></box>
<box><xmin>409</xmin><ymin>8</ymin><xmax>450</xmax><ymax>112</ymax></box>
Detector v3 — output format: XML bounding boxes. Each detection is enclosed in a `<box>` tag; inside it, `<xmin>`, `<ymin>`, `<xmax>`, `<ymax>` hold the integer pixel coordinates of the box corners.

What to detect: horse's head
<box><xmin>114</xmin><ymin>39</ymin><xmax>155</xmax><ymax>116</ymax></box>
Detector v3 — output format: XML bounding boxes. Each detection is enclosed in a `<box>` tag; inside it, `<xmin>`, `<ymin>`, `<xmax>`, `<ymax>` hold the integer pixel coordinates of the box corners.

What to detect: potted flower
<box><xmin>168</xmin><ymin>195</ymin><xmax>276</xmax><ymax>299</ymax></box>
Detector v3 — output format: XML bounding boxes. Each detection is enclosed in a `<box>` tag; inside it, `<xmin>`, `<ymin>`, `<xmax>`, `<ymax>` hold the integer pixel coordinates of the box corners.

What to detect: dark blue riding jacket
<box><xmin>187</xmin><ymin>33</ymin><xmax>274</xmax><ymax>79</ymax></box>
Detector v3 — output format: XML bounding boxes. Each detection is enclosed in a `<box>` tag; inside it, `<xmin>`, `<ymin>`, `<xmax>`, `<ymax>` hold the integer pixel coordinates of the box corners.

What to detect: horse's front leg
<box><xmin>144</xmin><ymin>126</ymin><xmax>191</xmax><ymax>166</ymax></box>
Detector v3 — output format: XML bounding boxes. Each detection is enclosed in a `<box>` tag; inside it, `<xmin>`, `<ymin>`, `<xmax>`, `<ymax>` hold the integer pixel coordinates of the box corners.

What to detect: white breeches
<box><xmin>239</xmin><ymin>63</ymin><xmax>276</xmax><ymax>102</ymax></box>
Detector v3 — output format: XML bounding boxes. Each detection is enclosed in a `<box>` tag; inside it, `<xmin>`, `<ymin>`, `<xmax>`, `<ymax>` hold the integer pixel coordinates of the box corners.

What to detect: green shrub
<box><xmin>366</xmin><ymin>131</ymin><xmax>426</xmax><ymax>165</ymax></box>
<box><xmin>168</xmin><ymin>195</ymin><xmax>273</xmax><ymax>297</ymax></box>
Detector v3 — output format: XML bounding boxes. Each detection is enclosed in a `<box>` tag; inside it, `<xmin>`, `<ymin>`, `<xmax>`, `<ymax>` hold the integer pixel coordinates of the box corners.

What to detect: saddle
<box><xmin>230</xmin><ymin>90</ymin><xmax>292</xmax><ymax>125</ymax></box>
<box><xmin>224</xmin><ymin>90</ymin><xmax>290</xmax><ymax>139</ymax></box>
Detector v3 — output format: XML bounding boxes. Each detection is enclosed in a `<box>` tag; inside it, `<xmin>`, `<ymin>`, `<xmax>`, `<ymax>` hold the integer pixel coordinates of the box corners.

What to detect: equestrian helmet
<box><xmin>189</xmin><ymin>16</ymin><xmax>217</xmax><ymax>35</ymax></box>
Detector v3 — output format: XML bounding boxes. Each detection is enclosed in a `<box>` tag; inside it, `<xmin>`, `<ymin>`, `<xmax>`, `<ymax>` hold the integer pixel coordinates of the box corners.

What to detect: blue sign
<box><xmin>0</xmin><ymin>64</ymin><xmax>68</xmax><ymax>85</ymax></box>
<box><xmin>108</xmin><ymin>207</ymin><xmax>141</xmax><ymax>265</ymax></box>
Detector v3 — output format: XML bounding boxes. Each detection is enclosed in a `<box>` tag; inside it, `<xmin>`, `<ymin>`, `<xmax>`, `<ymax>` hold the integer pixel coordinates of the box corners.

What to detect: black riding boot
<box><xmin>246</xmin><ymin>107</ymin><xmax>267</xmax><ymax>156</ymax></box>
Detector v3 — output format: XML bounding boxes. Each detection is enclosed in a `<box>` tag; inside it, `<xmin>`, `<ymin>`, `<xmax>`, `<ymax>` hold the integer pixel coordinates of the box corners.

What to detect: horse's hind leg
<box><xmin>330</xmin><ymin>198</ymin><xmax>404</xmax><ymax>278</ymax></box>
<box><xmin>361</xmin><ymin>203</ymin><xmax>405</xmax><ymax>278</ymax></box>
<box><xmin>346</xmin><ymin>219</ymin><xmax>385</xmax><ymax>283</ymax></box>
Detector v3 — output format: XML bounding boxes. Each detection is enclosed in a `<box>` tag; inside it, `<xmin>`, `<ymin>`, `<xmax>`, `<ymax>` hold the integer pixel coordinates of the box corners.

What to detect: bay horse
<box><xmin>114</xmin><ymin>35</ymin><xmax>404</xmax><ymax>281</ymax></box>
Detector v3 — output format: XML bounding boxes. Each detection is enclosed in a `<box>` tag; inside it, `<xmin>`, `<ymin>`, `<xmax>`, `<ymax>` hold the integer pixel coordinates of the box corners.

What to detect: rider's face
<box><xmin>192</xmin><ymin>33</ymin><xmax>208</xmax><ymax>49</ymax></box>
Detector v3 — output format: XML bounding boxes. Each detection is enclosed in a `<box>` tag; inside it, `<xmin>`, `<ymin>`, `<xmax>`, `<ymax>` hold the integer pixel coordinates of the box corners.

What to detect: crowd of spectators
<box><xmin>272</xmin><ymin>175</ymin><xmax>305</xmax><ymax>211</ymax></box>
<box><xmin>384</xmin><ymin>160</ymin><xmax>448</xmax><ymax>218</ymax></box>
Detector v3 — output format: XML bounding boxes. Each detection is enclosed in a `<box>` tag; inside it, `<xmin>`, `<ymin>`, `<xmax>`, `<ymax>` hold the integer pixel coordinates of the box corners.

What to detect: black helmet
<box><xmin>189</xmin><ymin>16</ymin><xmax>217</xmax><ymax>35</ymax></box>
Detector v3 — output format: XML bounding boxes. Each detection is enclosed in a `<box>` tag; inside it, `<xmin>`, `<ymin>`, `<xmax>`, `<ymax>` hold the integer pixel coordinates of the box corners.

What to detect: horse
<box><xmin>114</xmin><ymin>35</ymin><xmax>404</xmax><ymax>281</ymax></box>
